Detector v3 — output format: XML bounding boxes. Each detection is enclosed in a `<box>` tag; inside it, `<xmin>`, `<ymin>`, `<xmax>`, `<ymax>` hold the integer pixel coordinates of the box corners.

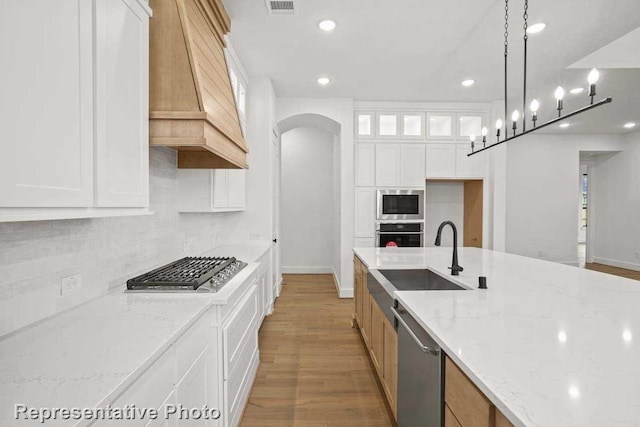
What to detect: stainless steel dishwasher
<box><xmin>392</xmin><ymin>299</ymin><xmax>444</xmax><ymax>427</ymax></box>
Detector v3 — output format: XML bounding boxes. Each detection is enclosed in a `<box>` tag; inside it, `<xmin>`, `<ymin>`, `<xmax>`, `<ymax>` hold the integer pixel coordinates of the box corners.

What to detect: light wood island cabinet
<box><xmin>353</xmin><ymin>255</ymin><xmax>398</xmax><ymax>420</ymax></box>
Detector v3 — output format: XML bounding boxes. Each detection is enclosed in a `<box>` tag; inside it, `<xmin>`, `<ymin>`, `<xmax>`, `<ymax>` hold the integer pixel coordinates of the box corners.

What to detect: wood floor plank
<box><xmin>240</xmin><ymin>274</ymin><xmax>394</xmax><ymax>427</ymax></box>
<box><xmin>586</xmin><ymin>263</ymin><xmax>640</xmax><ymax>281</ymax></box>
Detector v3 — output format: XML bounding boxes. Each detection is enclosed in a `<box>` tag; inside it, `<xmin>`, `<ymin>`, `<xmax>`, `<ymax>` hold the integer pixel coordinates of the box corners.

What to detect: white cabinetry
<box><xmin>355</xmin><ymin>188</ymin><xmax>376</xmax><ymax>238</ymax></box>
<box><xmin>425</xmin><ymin>144</ymin><xmax>457</xmax><ymax>178</ymax></box>
<box><xmin>375</xmin><ymin>144</ymin><xmax>425</xmax><ymax>187</ymax></box>
<box><xmin>95</xmin><ymin>0</ymin><xmax>149</xmax><ymax>207</ymax></box>
<box><xmin>455</xmin><ymin>144</ymin><xmax>484</xmax><ymax>178</ymax></box>
<box><xmin>0</xmin><ymin>1</ymin><xmax>94</xmax><ymax>208</ymax></box>
<box><xmin>400</xmin><ymin>144</ymin><xmax>426</xmax><ymax>186</ymax></box>
<box><xmin>177</xmin><ymin>170</ymin><xmax>246</xmax><ymax>212</ymax></box>
<box><xmin>0</xmin><ymin>0</ymin><xmax>152</xmax><ymax>221</ymax></box>
<box><xmin>356</xmin><ymin>144</ymin><xmax>376</xmax><ymax>187</ymax></box>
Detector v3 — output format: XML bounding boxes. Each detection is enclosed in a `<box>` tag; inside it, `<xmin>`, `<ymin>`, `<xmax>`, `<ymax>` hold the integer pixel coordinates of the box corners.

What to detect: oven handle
<box><xmin>376</xmin><ymin>231</ymin><xmax>424</xmax><ymax>235</ymax></box>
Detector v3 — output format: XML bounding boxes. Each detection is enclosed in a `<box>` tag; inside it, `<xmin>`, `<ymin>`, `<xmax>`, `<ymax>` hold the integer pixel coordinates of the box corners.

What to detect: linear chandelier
<box><xmin>468</xmin><ymin>0</ymin><xmax>613</xmax><ymax>157</ymax></box>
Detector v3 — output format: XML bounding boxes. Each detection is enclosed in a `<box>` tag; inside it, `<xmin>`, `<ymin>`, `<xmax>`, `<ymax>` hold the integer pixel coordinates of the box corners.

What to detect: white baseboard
<box><xmin>281</xmin><ymin>266</ymin><xmax>333</xmax><ymax>274</ymax></box>
<box><xmin>593</xmin><ymin>257</ymin><xmax>640</xmax><ymax>272</ymax></box>
<box><xmin>331</xmin><ymin>267</ymin><xmax>353</xmax><ymax>299</ymax></box>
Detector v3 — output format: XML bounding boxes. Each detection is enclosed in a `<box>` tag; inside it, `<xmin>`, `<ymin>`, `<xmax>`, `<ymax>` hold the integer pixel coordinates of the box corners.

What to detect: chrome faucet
<box><xmin>434</xmin><ymin>221</ymin><xmax>464</xmax><ymax>276</ymax></box>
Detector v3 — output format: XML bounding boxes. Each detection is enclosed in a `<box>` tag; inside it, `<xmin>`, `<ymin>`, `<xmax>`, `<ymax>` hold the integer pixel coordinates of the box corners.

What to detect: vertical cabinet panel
<box><xmin>356</xmin><ymin>144</ymin><xmax>376</xmax><ymax>187</ymax></box>
<box><xmin>0</xmin><ymin>0</ymin><xmax>93</xmax><ymax>207</ymax></box>
<box><xmin>370</xmin><ymin>297</ymin><xmax>384</xmax><ymax>376</ymax></box>
<box><xmin>355</xmin><ymin>188</ymin><xmax>376</xmax><ymax>238</ymax></box>
<box><xmin>426</xmin><ymin>144</ymin><xmax>456</xmax><ymax>178</ymax></box>
<box><xmin>375</xmin><ymin>144</ymin><xmax>401</xmax><ymax>186</ymax></box>
<box><xmin>227</xmin><ymin>170</ymin><xmax>246</xmax><ymax>208</ymax></box>
<box><xmin>456</xmin><ymin>144</ymin><xmax>484</xmax><ymax>178</ymax></box>
<box><xmin>383</xmin><ymin>318</ymin><xmax>398</xmax><ymax>418</ymax></box>
<box><xmin>95</xmin><ymin>0</ymin><xmax>149</xmax><ymax>207</ymax></box>
<box><xmin>400</xmin><ymin>144</ymin><xmax>426</xmax><ymax>186</ymax></box>
<box><xmin>212</xmin><ymin>170</ymin><xmax>229</xmax><ymax>209</ymax></box>
<box><xmin>175</xmin><ymin>348</ymin><xmax>208</xmax><ymax>427</ymax></box>
<box><xmin>177</xmin><ymin>170</ymin><xmax>213</xmax><ymax>211</ymax></box>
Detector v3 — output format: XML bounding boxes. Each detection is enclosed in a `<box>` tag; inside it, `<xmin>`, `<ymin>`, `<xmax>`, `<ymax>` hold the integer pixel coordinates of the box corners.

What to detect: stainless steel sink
<box><xmin>378</xmin><ymin>269</ymin><xmax>466</xmax><ymax>291</ymax></box>
<box><xmin>367</xmin><ymin>268</ymin><xmax>466</xmax><ymax>324</ymax></box>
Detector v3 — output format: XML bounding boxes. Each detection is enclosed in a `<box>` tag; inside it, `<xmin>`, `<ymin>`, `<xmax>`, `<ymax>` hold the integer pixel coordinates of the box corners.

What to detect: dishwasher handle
<box><xmin>391</xmin><ymin>306</ymin><xmax>440</xmax><ymax>356</ymax></box>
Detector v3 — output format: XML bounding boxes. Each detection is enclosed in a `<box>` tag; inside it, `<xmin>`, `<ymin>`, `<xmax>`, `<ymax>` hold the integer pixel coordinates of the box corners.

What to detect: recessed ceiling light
<box><xmin>461</xmin><ymin>79</ymin><xmax>475</xmax><ymax>87</ymax></box>
<box><xmin>624</xmin><ymin>122</ymin><xmax>636</xmax><ymax>129</ymax></box>
<box><xmin>570</xmin><ymin>87</ymin><xmax>584</xmax><ymax>94</ymax></box>
<box><xmin>318</xmin><ymin>20</ymin><xmax>336</xmax><ymax>32</ymax></box>
<box><xmin>526</xmin><ymin>23</ymin><xmax>546</xmax><ymax>34</ymax></box>
<box><xmin>559</xmin><ymin>123</ymin><xmax>571</xmax><ymax>128</ymax></box>
<box><xmin>317</xmin><ymin>77</ymin><xmax>331</xmax><ymax>86</ymax></box>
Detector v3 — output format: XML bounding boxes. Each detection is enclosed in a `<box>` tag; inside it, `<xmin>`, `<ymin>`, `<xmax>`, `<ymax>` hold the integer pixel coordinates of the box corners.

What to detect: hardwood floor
<box><xmin>585</xmin><ymin>263</ymin><xmax>640</xmax><ymax>281</ymax></box>
<box><xmin>240</xmin><ymin>274</ymin><xmax>394</xmax><ymax>427</ymax></box>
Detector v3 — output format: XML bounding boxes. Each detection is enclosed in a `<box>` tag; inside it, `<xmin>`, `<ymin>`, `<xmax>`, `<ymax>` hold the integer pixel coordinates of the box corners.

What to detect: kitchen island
<box><xmin>354</xmin><ymin>246</ymin><xmax>640</xmax><ymax>427</ymax></box>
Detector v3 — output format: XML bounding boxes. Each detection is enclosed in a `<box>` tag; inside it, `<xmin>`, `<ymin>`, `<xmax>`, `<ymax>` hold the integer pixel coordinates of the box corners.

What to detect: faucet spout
<box><xmin>434</xmin><ymin>221</ymin><xmax>464</xmax><ymax>276</ymax></box>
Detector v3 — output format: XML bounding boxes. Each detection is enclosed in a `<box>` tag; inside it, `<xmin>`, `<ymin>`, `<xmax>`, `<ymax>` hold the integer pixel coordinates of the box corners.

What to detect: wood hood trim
<box><xmin>149</xmin><ymin>0</ymin><xmax>248</xmax><ymax>169</ymax></box>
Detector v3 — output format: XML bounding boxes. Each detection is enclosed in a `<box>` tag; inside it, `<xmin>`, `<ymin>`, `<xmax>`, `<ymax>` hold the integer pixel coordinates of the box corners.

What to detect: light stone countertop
<box><xmin>354</xmin><ymin>246</ymin><xmax>640</xmax><ymax>427</ymax></box>
<box><xmin>0</xmin><ymin>243</ymin><xmax>264</xmax><ymax>426</ymax></box>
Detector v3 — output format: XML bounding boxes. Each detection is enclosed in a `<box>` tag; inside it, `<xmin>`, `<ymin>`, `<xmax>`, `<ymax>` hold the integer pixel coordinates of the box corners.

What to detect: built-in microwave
<box><xmin>377</xmin><ymin>189</ymin><xmax>424</xmax><ymax>221</ymax></box>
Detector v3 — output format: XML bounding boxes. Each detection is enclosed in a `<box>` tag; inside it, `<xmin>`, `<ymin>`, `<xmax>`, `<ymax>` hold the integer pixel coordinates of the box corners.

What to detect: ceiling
<box><xmin>225</xmin><ymin>0</ymin><xmax>640</xmax><ymax>134</ymax></box>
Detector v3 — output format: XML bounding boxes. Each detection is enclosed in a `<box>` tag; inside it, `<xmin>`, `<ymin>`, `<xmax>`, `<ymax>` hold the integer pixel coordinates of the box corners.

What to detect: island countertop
<box><xmin>354</xmin><ymin>247</ymin><xmax>640</xmax><ymax>427</ymax></box>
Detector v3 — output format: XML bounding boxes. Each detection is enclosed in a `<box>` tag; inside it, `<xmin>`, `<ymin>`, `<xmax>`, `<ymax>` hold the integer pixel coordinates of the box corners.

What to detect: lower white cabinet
<box><xmin>425</xmin><ymin>144</ymin><xmax>457</xmax><ymax>178</ymax></box>
<box><xmin>355</xmin><ymin>188</ymin><xmax>376</xmax><ymax>238</ymax></box>
<box><xmin>174</xmin><ymin>347</ymin><xmax>209</xmax><ymax>427</ymax></box>
<box><xmin>256</xmin><ymin>252</ymin><xmax>273</xmax><ymax>322</ymax></box>
<box><xmin>177</xmin><ymin>170</ymin><xmax>246</xmax><ymax>212</ymax></box>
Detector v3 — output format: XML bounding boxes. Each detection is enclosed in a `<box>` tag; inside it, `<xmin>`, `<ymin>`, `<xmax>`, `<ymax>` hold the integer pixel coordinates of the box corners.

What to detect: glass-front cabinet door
<box><xmin>427</xmin><ymin>113</ymin><xmax>454</xmax><ymax>139</ymax></box>
<box><xmin>458</xmin><ymin>114</ymin><xmax>484</xmax><ymax>138</ymax></box>
<box><xmin>377</xmin><ymin>113</ymin><xmax>399</xmax><ymax>137</ymax></box>
<box><xmin>401</xmin><ymin>113</ymin><xmax>425</xmax><ymax>138</ymax></box>
<box><xmin>357</xmin><ymin>113</ymin><xmax>373</xmax><ymax>138</ymax></box>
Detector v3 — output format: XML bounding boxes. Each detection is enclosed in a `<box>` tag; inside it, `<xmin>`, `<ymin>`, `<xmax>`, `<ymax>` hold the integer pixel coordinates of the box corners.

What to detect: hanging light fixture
<box><xmin>468</xmin><ymin>0</ymin><xmax>612</xmax><ymax>157</ymax></box>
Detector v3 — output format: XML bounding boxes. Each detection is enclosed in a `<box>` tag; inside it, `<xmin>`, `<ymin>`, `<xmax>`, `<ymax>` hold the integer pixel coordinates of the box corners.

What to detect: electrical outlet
<box><xmin>250</xmin><ymin>233</ymin><xmax>261</xmax><ymax>241</ymax></box>
<box><xmin>61</xmin><ymin>274</ymin><xmax>82</xmax><ymax>295</ymax></box>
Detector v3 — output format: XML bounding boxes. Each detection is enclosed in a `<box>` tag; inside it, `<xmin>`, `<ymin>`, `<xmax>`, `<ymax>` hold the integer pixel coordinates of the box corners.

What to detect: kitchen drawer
<box><xmin>225</xmin><ymin>329</ymin><xmax>258</xmax><ymax>417</ymax></box>
<box><xmin>226</xmin><ymin>343</ymin><xmax>259</xmax><ymax>427</ymax></box>
<box><xmin>219</xmin><ymin>274</ymin><xmax>257</xmax><ymax>323</ymax></box>
<box><xmin>223</xmin><ymin>285</ymin><xmax>258</xmax><ymax>379</ymax></box>
<box><xmin>175</xmin><ymin>313</ymin><xmax>210</xmax><ymax>381</ymax></box>
<box><xmin>445</xmin><ymin>356</ymin><xmax>492</xmax><ymax>427</ymax></box>
<box><xmin>99</xmin><ymin>350</ymin><xmax>175</xmax><ymax>427</ymax></box>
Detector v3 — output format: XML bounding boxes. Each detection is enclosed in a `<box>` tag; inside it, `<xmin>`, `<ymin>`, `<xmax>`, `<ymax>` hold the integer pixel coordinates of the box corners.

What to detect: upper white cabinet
<box><xmin>401</xmin><ymin>113</ymin><xmax>425</xmax><ymax>138</ymax></box>
<box><xmin>0</xmin><ymin>0</ymin><xmax>152</xmax><ymax>220</ymax></box>
<box><xmin>357</xmin><ymin>113</ymin><xmax>374</xmax><ymax>137</ymax></box>
<box><xmin>376</xmin><ymin>144</ymin><xmax>425</xmax><ymax>187</ymax></box>
<box><xmin>458</xmin><ymin>114</ymin><xmax>485</xmax><ymax>138</ymax></box>
<box><xmin>427</xmin><ymin>113</ymin><xmax>455</xmax><ymax>139</ymax></box>
<box><xmin>375</xmin><ymin>145</ymin><xmax>402</xmax><ymax>186</ymax></box>
<box><xmin>400</xmin><ymin>144</ymin><xmax>426</xmax><ymax>186</ymax></box>
<box><xmin>455</xmin><ymin>144</ymin><xmax>484</xmax><ymax>178</ymax></box>
<box><xmin>425</xmin><ymin>144</ymin><xmax>457</xmax><ymax>178</ymax></box>
<box><xmin>377</xmin><ymin>113</ymin><xmax>399</xmax><ymax>137</ymax></box>
<box><xmin>0</xmin><ymin>1</ymin><xmax>94</xmax><ymax>208</ymax></box>
<box><xmin>95</xmin><ymin>0</ymin><xmax>149</xmax><ymax>207</ymax></box>
<box><xmin>356</xmin><ymin>144</ymin><xmax>376</xmax><ymax>187</ymax></box>
<box><xmin>178</xmin><ymin>169</ymin><xmax>246</xmax><ymax>212</ymax></box>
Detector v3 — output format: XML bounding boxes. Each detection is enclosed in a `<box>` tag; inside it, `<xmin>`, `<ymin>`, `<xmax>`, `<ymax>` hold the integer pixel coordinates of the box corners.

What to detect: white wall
<box><xmin>276</xmin><ymin>98</ymin><xmax>355</xmax><ymax>297</ymax></box>
<box><xmin>503</xmin><ymin>134</ymin><xmax>624</xmax><ymax>265</ymax></box>
<box><xmin>591</xmin><ymin>130</ymin><xmax>640</xmax><ymax>270</ymax></box>
<box><xmin>280</xmin><ymin>127</ymin><xmax>336</xmax><ymax>272</ymax></box>
<box><xmin>425</xmin><ymin>182</ymin><xmax>464</xmax><ymax>247</ymax></box>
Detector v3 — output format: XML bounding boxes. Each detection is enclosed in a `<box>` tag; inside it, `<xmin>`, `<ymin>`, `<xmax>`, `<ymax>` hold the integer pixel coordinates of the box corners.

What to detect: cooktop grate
<box><xmin>126</xmin><ymin>257</ymin><xmax>236</xmax><ymax>291</ymax></box>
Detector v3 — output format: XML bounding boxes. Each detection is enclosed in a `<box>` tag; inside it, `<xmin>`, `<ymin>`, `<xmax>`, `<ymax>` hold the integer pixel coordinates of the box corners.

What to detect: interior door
<box><xmin>271</xmin><ymin>129</ymin><xmax>282</xmax><ymax>297</ymax></box>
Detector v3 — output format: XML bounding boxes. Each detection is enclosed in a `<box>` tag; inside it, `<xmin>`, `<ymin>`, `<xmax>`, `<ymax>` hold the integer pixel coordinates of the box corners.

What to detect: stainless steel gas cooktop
<box><xmin>126</xmin><ymin>256</ymin><xmax>247</xmax><ymax>292</ymax></box>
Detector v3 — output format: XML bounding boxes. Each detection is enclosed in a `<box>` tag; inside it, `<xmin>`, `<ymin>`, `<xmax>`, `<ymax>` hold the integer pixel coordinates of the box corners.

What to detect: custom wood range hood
<box><xmin>149</xmin><ymin>0</ymin><xmax>248</xmax><ymax>169</ymax></box>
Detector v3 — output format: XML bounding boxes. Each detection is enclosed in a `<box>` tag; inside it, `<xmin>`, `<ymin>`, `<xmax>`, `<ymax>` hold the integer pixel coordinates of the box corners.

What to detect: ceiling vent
<box><xmin>265</xmin><ymin>0</ymin><xmax>296</xmax><ymax>15</ymax></box>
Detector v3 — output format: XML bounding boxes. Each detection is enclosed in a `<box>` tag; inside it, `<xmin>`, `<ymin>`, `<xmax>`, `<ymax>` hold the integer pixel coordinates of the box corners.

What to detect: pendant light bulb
<box><xmin>470</xmin><ymin>134</ymin><xmax>476</xmax><ymax>143</ymax></box>
<box><xmin>511</xmin><ymin>110</ymin><xmax>520</xmax><ymax>122</ymax></box>
<box><xmin>496</xmin><ymin>119</ymin><xmax>503</xmax><ymax>129</ymax></box>
<box><xmin>530</xmin><ymin>99</ymin><xmax>539</xmax><ymax>113</ymax></box>
<box><xmin>481</xmin><ymin>127</ymin><xmax>488</xmax><ymax>137</ymax></box>
<box><xmin>555</xmin><ymin>87</ymin><xmax>565</xmax><ymax>101</ymax></box>
<box><xmin>588</xmin><ymin>68</ymin><xmax>600</xmax><ymax>85</ymax></box>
